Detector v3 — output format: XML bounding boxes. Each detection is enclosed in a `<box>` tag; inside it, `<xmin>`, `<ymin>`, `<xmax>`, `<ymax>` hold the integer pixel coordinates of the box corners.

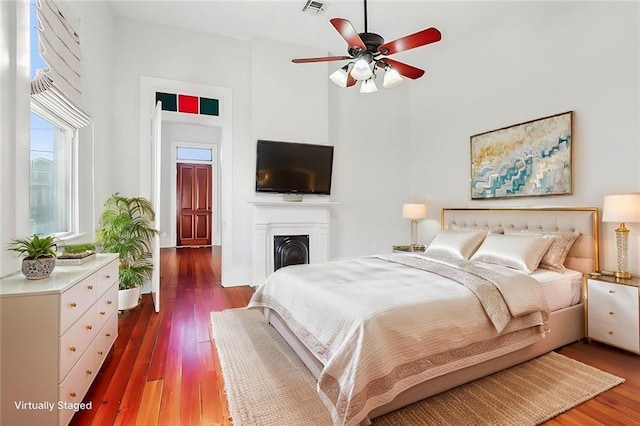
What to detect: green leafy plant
<box><xmin>62</xmin><ymin>243</ymin><xmax>96</xmax><ymax>254</ymax></box>
<box><xmin>7</xmin><ymin>234</ymin><xmax>57</xmax><ymax>260</ymax></box>
<box><xmin>97</xmin><ymin>193</ymin><xmax>159</xmax><ymax>290</ymax></box>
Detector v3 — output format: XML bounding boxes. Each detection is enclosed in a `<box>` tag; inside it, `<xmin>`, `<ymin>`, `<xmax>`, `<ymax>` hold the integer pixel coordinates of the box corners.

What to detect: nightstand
<box><xmin>393</xmin><ymin>244</ymin><xmax>425</xmax><ymax>253</ymax></box>
<box><xmin>586</xmin><ymin>274</ymin><xmax>640</xmax><ymax>354</ymax></box>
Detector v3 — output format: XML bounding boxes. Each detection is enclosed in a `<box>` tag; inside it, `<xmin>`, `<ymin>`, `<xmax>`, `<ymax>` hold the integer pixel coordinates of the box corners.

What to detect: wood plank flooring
<box><xmin>71</xmin><ymin>247</ymin><xmax>640</xmax><ymax>425</ymax></box>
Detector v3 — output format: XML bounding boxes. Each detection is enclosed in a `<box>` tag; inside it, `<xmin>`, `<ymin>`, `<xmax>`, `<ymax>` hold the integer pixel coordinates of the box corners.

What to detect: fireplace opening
<box><xmin>274</xmin><ymin>235</ymin><xmax>310</xmax><ymax>271</ymax></box>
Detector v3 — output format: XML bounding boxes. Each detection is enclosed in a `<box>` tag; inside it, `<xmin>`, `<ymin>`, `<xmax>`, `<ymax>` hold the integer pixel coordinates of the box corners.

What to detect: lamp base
<box><xmin>614</xmin><ymin>270</ymin><xmax>632</xmax><ymax>280</ymax></box>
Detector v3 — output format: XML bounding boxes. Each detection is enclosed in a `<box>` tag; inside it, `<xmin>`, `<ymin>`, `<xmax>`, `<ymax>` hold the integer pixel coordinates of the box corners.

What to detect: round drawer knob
<box><xmin>70</xmin><ymin>392</ymin><xmax>77</xmax><ymax>398</ymax></box>
<box><xmin>86</xmin><ymin>325</ymin><xmax>93</xmax><ymax>330</ymax></box>
<box><xmin>87</xmin><ymin>285</ymin><xmax>94</xmax><ymax>290</ymax></box>
<box><xmin>70</xmin><ymin>302</ymin><xmax>77</xmax><ymax>308</ymax></box>
<box><xmin>86</xmin><ymin>370</ymin><xmax>93</xmax><ymax>375</ymax></box>
<box><xmin>106</xmin><ymin>333</ymin><xmax>111</xmax><ymax>337</ymax></box>
<box><xmin>69</xmin><ymin>346</ymin><xmax>77</xmax><ymax>352</ymax></box>
<box><xmin>609</xmin><ymin>330</ymin><xmax>614</xmax><ymax>335</ymax></box>
<box><xmin>105</xmin><ymin>275</ymin><xmax>111</xmax><ymax>279</ymax></box>
<box><xmin>98</xmin><ymin>351</ymin><xmax>104</xmax><ymax>356</ymax></box>
<box><xmin>106</xmin><ymin>300</ymin><xmax>113</xmax><ymax>305</ymax></box>
<box><xmin>609</xmin><ymin>311</ymin><xmax>614</xmax><ymax>315</ymax></box>
<box><xmin>609</xmin><ymin>290</ymin><xmax>615</xmax><ymax>294</ymax></box>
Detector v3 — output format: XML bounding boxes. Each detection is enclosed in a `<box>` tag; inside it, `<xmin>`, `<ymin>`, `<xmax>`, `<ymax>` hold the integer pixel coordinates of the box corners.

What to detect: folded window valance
<box><xmin>30</xmin><ymin>0</ymin><xmax>90</xmax><ymax>128</ymax></box>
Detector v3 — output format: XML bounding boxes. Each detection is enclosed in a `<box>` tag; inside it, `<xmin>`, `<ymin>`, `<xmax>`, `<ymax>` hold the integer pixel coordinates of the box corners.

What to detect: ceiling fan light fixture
<box><xmin>383</xmin><ymin>67</ymin><xmax>403</xmax><ymax>88</ymax></box>
<box><xmin>359</xmin><ymin>78</ymin><xmax>378</xmax><ymax>93</ymax></box>
<box><xmin>350</xmin><ymin>57</ymin><xmax>373</xmax><ymax>81</ymax></box>
<box><xmin>329</xmin><ymin>65</ymin><xmax>350</xmax><ymax>87</ymax></box>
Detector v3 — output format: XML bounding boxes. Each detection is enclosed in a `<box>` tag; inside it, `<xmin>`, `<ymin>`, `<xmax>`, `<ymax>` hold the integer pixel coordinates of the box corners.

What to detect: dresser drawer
<box><xmin>60</xmin><ymin>277</ymin><xmax>98</xmax><ymax>334</ymax></box>
<box><xmin>94</xmin><ymin>282</ymin><xmax>118</xmax><ymax>333</ymax></box>
<box><xmin>93</xmin><ymin>259</ymin><xmax>119</xmax><ymax>298</ymax></box>
<box><xmin>95</xmin><ymin>311</ymin><xmax>118</xmax><ymax>368</ymax></box>
<box><xmin>59</xmin><ymin>303</ymin><xmax>100</xmax><ymax>380</ymax></box>
<box><xmin>58</xmin><ymin>339</ymin><xmax>99</xmax><ymax>425</ymax></box>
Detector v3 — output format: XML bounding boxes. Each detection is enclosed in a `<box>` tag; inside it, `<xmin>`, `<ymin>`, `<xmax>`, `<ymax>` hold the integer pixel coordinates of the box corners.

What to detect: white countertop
<box><xmin>0</xmin><ymin>253</ymin><xmax>119</xmax><ymax>297</ymax></box>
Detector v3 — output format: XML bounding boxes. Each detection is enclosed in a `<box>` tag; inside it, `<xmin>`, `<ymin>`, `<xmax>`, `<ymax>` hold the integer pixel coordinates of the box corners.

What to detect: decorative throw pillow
<box><xmin>470</xmin><ymin>233</ymin><xmax>554</xmax><ymax>274</ymax></box>
<box><xmin>504</xmin><ymin>229</ymin><xmax>580</xmax><ymax>272</ymax></box>
<box><xmin>424</xmin><ymin>229</ymin><xmax>488</xmax><ymax>260</ymax></box>
<box><xmin>449</xmin><ymin>223</ymin><xmax>504</xmax><ymax>234</ymax></box>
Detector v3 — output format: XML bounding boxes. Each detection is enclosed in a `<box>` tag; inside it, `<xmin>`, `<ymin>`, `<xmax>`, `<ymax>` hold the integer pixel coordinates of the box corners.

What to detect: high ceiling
<box><xmin>108</xmin><ymin>0</ymin><xmax>458</xmax><ymax>59</ymax></box>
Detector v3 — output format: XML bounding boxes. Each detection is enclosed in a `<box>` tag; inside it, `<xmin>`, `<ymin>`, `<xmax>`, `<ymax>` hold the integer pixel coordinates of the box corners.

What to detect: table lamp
<box><xmin>402</xmin><ymin>203</ymin><xmax>427</xmax><ymax>249</ymax></box>
<box><xmin>602</xmin><ymin>194</ymin><xmax>640</xmax><ymax>279</ymax></box>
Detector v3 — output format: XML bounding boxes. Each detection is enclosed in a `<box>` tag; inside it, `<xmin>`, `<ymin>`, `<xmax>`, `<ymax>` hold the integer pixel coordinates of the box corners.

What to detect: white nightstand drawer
<box><xmin>588</xmin><ymin>279</ymin><xmax>637</xmax><ymax>306</ymax></box>
<box><xmin>94</xmin><ymin>260</ymin><xmax>119</xmax><ymax>297</ymax></box>
<box><xmin>589</xmin><ymin>319</ymin><xmax>640</xmax><ymax>352</ymax></box>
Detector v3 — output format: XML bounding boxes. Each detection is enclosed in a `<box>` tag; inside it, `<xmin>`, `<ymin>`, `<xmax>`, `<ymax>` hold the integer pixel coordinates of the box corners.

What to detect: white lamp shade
<box><xmin>359</xmin><ymin>79</ymin><xmax>378</xmax><ymax>93</ymax></box>
<box><xmin>329</xmin><ymin>67</ymin><xmax>348</xmax><ymax>87</ymax></box>
<box><xmin>350</xmin><ymin>58</ymin><xmax>373</xmax><ymax>81</ymax></box>
<box><xmin>602</xmin><ymin>194</ymin><xmax>640</xmax><ymax>223</ymax></box>
<box><xmin>402</xmin><ymin>203</ymin><xmax>427</xmax><ymax>219</ymax></box>
<box><xmin>383</xmin><ymin>67</ymin><xmax>403</xmax><ymax>88</ymax></box>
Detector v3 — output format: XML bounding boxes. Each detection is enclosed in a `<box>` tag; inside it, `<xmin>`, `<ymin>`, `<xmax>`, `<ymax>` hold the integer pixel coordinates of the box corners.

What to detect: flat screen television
<box><xmin>255</xmin><ymin>140</ymin><xmax>334</xmax><ymax>195</ymax></box>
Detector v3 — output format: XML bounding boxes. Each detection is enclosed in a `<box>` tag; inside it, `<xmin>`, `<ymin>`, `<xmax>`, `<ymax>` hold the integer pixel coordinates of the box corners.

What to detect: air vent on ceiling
<box><xmin>302</xmin><ymin>0</ymin><xmax>325</xmax><ymax>14</ymax></box>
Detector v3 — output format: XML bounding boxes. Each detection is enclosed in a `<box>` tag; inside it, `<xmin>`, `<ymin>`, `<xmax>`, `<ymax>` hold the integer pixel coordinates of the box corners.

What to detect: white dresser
<box><xmin>0</xmin><ymin>254</ymin><xmax>119</xmax><ymax>425</ymax></box>
<box><xmin>586</xmin><ymin>276</ymin><xmax>640</xmax><ymax>354</ymax></box>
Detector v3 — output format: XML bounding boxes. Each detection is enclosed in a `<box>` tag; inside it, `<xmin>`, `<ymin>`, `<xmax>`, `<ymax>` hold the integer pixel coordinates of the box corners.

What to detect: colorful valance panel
<box><xmin>155</xmin><ymin>92</ymin><xmax>219</xmax><ymax>116</ymax></box>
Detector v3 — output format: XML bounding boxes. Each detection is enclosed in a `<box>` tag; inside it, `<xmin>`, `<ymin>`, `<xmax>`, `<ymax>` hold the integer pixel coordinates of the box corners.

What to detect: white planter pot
<box><xmin>118</xmin><ymin>287</ymin><xmax>141</xmax><ymax>311</ymax></box>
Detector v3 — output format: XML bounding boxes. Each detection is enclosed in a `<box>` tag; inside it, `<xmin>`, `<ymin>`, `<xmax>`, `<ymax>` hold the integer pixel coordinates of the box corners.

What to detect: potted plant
<box><xmin>97</xmin><ymin>193</ymin><xmax>158</xmax><ymax>310</ymax></box>
<box><xmin>8</xmin><ymin>234</ymin><xmax>58</xmax><ymax>279</ymax></box>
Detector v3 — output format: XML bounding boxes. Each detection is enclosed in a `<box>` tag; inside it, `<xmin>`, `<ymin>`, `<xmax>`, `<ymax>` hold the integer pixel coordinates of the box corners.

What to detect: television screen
<box><xmin>255</xmin><ymin>140</ymin><xmax>334</xmax><ymax>195</ymax></box>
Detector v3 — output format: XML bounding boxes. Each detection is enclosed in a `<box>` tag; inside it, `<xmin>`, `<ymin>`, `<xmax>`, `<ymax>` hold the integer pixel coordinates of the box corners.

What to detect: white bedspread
<box><xmin>248</xmin><ymin>254</ymin><xmax>550</xmax><ymax>426</ymax></box>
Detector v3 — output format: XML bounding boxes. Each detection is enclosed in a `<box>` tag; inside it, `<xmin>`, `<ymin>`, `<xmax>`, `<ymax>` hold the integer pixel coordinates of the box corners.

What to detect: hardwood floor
<box><xmin>71</xmin><ymin>247</ymin><xmax>640</xmax><ymax>426</ymax></box>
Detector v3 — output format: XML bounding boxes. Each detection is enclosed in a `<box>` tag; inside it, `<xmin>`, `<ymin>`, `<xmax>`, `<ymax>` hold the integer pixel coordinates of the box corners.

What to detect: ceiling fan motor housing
<box><xmin>349</xmin><ymin>32</ymin><xmax>384</xmax><ymax>58</ymax></box>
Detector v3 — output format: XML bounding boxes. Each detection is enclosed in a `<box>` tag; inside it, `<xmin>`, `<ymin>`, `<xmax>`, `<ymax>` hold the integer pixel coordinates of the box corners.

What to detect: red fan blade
<box><xmin>377</xmin><ymin>27</ymin><xmax>441</xmax><ymax>55</ymax></box>
<box><xmin>292</xmin><ymin>55</ymin><xmax>352</xmax><ymax>64</ymax></box>
<box><xmin>377</xmin><ymin>58</ymin><xmax>425</xmax><ymax>79</ymax></box>
<box><xmin>330</xmin><ymin>18</ymin><xmax>366</xmax><ymax>52</ymax></box>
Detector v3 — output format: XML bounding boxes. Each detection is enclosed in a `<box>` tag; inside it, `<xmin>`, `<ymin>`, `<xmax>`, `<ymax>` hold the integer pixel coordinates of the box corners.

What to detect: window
<box><xmin>29</xmin><ymin>112</ymin><xmax>75</xmax><ymax>235</ymax></box>
<box><xmin>29</xmin><ymin>0</ymin><xmax>87</xmax><ymax>236</ymax></box>
<box><xmin>176</xmin><ymin>147</ymin><xmax>213</xmax><ymax>162</ymax></box>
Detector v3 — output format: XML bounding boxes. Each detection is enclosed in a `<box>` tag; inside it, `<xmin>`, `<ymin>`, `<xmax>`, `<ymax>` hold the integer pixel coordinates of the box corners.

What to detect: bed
<box><xmin>248</xmin><ymin>207</ymin><xmax>599</xmax><ymax>425</ymax></box>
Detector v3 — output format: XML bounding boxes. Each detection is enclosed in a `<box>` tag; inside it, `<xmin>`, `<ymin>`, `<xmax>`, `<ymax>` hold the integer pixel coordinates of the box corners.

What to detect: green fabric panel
<box><xmin>156</xmin><ymin>92</ymin><xmax>177</xmax><ymax>111</ymax></box>
<box><xmin>200</xmin><ymin>97</ymin><xmax>219</xmax><ymax>116</ymax></box>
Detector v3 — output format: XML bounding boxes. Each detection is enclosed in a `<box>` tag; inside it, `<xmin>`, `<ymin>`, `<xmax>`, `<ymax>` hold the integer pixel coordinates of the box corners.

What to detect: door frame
<box><xmin>171</xmin><ymin>141</ymin><xmax>220</xmax><ymax>246</ymax></box>
<box><xmin>139</xmin><ymin>76</ymin><xmax>236</xmax><ymax>286</ymax></box>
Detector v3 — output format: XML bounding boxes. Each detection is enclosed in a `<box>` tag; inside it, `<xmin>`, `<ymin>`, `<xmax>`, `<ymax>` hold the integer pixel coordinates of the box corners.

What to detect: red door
<box><xmin>177</xmin><ymin>163</ymin><xmax>212</xmax><ymax>246</ymax></box>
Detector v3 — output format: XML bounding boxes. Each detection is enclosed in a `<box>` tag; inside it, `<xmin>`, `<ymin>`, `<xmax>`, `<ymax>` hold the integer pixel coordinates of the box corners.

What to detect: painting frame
<box><xmin>470</xmin><ymin>111</ymin><xmax>573</xmax><ymax>200</ymax></box>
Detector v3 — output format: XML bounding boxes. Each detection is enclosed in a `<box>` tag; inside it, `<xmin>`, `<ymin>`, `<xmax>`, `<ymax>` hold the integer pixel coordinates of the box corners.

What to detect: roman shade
<box><xmin>30</xmin><ymin>0</ymin><xmax>90</xmax><ymax>128</ymax></box>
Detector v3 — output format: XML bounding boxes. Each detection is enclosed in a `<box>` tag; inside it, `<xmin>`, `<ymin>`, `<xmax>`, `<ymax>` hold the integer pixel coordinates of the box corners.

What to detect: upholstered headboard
<box><xmin>441</xmin><ymin>207</ymin><xmax>599</xmax><ymax>275</ymax></box>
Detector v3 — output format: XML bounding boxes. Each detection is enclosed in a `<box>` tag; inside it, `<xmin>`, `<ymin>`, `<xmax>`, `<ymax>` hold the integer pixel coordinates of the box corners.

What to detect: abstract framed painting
<box><xmin>470</xmin><ymin>111</ymin><xmax>573</xmax><ymax>200</ymax></box>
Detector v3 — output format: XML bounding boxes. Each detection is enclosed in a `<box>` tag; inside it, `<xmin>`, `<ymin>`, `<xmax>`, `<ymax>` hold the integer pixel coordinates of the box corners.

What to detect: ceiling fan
<box><xmin>292</xmin><ymin>0</ymin><xmax>442</xmax><ymax>92</ymax></box>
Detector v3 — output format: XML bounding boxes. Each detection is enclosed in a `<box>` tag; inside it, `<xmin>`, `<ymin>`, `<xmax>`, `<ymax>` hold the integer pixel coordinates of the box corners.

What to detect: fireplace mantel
<box><xmin>250</xmin><ymin>200</ymin><xmax>339</xmax><ymax>286</ymax></box>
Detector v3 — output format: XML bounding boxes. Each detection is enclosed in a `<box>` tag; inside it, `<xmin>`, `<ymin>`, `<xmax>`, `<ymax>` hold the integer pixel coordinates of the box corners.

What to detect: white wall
<box><xmin>331</xmin><ymin>1</ymin><xmax>640</xmax><ymax>273</ymax></box>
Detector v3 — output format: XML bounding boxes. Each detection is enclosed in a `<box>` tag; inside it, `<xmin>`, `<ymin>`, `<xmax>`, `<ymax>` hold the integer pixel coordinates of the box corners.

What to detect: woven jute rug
<box><xmin>210</xmin><ymin>308</ymin><xmax>624</xmax><ymax>426</ymax></box>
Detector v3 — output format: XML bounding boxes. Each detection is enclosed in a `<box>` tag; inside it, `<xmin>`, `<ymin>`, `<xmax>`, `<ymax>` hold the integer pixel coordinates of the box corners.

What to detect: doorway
<box><xmin>177</xmin><ymin>163</ymin><xmax>212</xmax><ymax>246</ymax></box>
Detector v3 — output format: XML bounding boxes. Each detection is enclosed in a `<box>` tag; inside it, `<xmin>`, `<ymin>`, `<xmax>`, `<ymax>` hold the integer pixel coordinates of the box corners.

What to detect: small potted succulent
<box><xmin>8</xmin><ymin>234</ymin><xmax>58</xmax><ymax>279</ymax></box>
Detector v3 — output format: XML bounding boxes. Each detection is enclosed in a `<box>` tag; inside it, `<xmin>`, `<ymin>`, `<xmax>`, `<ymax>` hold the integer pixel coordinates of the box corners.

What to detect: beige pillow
<box><xmin>449</xmin><ymin>223</ymin><xmax>504</xmax><ymax>234</ymax></box>
<box><xmin>504</xmin><ymin>229</ymin><xmax>579</xmax><ymax>272</ymax></box>
<box><xmin>470</xmin><ymin>233</ymin><xmax>554</xmax><ymax>274</ymax></box>
<box><xmin>424</xmin><ymin>229</ymin><xmax>487</xmax><ymax>260</ymax></box>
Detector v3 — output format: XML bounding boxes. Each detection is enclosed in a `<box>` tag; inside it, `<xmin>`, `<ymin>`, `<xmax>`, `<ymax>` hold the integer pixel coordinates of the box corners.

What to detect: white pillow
<box><xmin>424</xmin><ymin>229</ymin><xmax>487</xmax><ymax>260</ymax></box>
<box><xmin>504</xmin><ymin>229</ymin><xmax>579</xmax><ymax>272</ymax></box>
<box><xmin>470</xmin><ymin>233</ymin><xmax>554</xmax><ymax>274</ymax></box>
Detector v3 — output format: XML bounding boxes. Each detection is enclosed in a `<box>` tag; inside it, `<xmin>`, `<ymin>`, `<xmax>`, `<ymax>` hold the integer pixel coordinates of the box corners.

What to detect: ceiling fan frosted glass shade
<box><xmin>383</xmin><ymin>67</ymin><xmax>403</xmax><ymax>88</ymax></box>
<box><xmin>350</xmin><ymin>58</ymin><xmax>373</xmax><ymax>80</ymax></box>
<box><xmin>329</xmin><ymin>67</ymin><xmax>349</xmax><ymax>87</ymax></box>
<box><xmin>359</xmin><ymin>79</ymin><xmax>378</xmax><ymax>93</ymax></box>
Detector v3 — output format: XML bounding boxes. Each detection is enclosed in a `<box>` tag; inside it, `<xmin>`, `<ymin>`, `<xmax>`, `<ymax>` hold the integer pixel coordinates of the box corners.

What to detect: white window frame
<box><xmin>30</xmin><ymin>102</ymin><xmax>79</xmax><ymax>239</ymax></box>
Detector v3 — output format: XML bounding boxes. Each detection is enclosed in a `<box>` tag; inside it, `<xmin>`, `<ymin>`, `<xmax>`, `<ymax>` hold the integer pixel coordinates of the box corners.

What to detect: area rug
<box><xmin>210</xmin><ymin>309</ymin><xmax>624</xmax><ymax>426</ymax></box>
